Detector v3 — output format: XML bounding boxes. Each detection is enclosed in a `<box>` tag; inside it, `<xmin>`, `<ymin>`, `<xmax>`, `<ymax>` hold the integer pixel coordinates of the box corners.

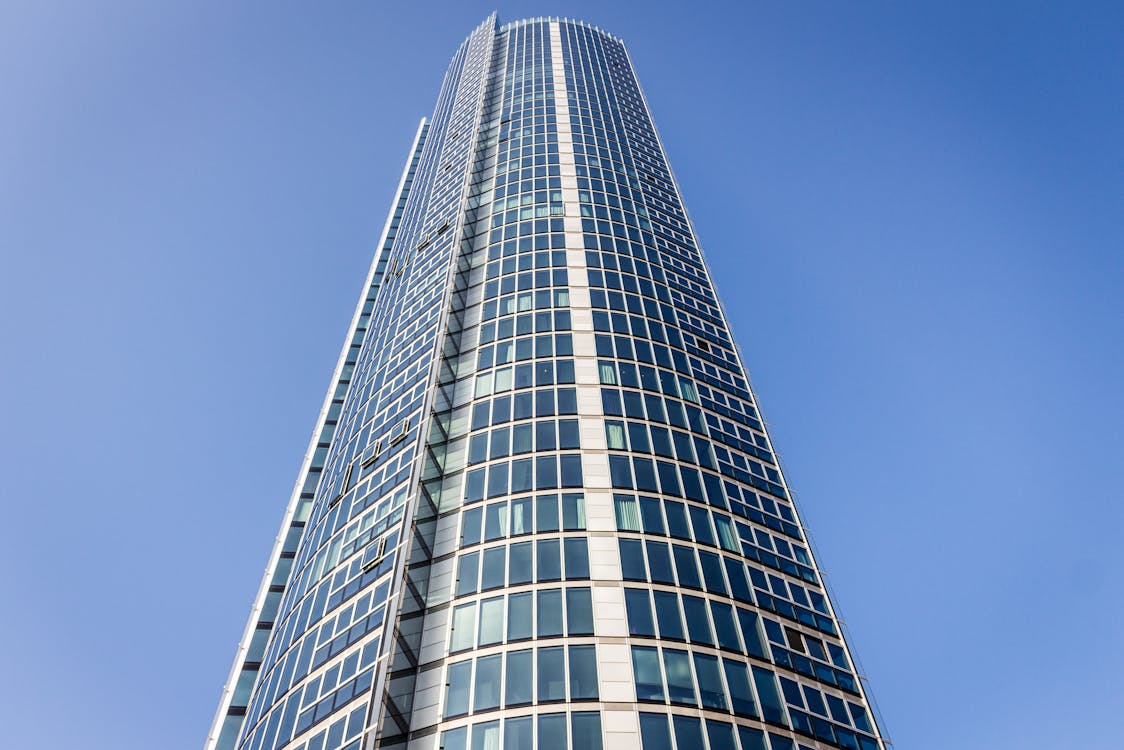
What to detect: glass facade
<box><xmin>207</xmin><ymin>15</ymin><xmax>886</xmax><ymax>750</ymax></box>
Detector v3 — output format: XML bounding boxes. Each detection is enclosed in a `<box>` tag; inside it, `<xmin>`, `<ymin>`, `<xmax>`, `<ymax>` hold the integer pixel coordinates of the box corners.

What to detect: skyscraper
<box><xmin>207</xmin><ymin>15</ymin><xmax>886</xmax><ymax>750</ymax></box>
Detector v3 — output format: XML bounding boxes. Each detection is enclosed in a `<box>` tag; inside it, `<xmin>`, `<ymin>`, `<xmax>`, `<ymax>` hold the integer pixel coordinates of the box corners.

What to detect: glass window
<box><xmin>568</xmin><ymin>645</ymin><xmax>599</xmax><ymax>700</ymax></box>
<box><xmin>689</xmin><ymin>506</ymin><xmax>716</xmax><ymax>546</ymax></box>
<box><xmin>724</xmin><ymin>557</ymin><xmax>753</xmax><ymax>603</ymax></box>
<box><xmin>631</xmin><ymin>646</ymin><xmax>663</xmax><ymax>702</ymax></box>
<box><xmin>461</xmin><ymin>507</ymin><xmax>482</xmax><ymax>546</ymax></box>
<box><xmin>504</xmin><ymin>716</ymin><xmax>532</xmax><ymax>750</ymax></box>
<box><xmin>537</xmin><ymin>539</ymin><xmax>561</xmax><ymax>581</ymax></box>
<box><xmin>511</xmin><ymin>498</ymin><xmax>532</xmax><ymax>535</ymax></box>
<box><xmin>564</xmin><ymin>538</ymin><xmax>589</xmax><ymax>579</ymax></box>
<box><xmin>559</xmin><ymin>419</ymin><xmax>580</xmax><ymax>449</ymax></box>
<box><xmin>471</xmin><ymin>721</ymin><xmax>499</xmax><ymax>750</ymax></box>
<box><xmin>613</xmin><ymin>495</ymin><xmax>639</xmax><ymax>530</ymax></box>
<box><xmin>450</xmin><ymin>602</ymin><xmax>476</xmax><ymax>652</ymax></box>
<box><xmin>562</xmin><ymin>493</ymin><xmax>586</xmax><ymax>529</ymax></box>
<box><xmin>481</xmin><ymin>546</ymin><xmax>506</xmax><ymax>590</ymax></box>
<box><xmin>538</xmin><ymin>713</ymin><xmax>567</xmax><ymax>750</ymax></box>
<box><xmin>699</xmin><ymin>551</ymin><xmax>728</xmax><ymax>595</ymax></box>
<box><xmin>753</xmin><ymin>667</ymin><xmax>787</xmax><ymax>725</ymax></box>
<box><xmin>504</xmin><ymin>649</ymin><xmax>533</xmax><ymax>706</ymax></box>
<box><xmin>645</xmin><ymin>541</ymin><xmax>675</xmax><ymax>584</ymax></box>
<box><xmin>664</xmin><ymin>501</ymin><xmax>691</xmax><ymax>539</ymax></box>
<box><xmin>511</xmin><ymin>458</ymin><xmax>533</xmax><ymax>493</ymax></box>
<box><xmin>606</xmin><ymin>421</ymin><xmax>626</xmax><ymax>450</ymax></box>
<box><xmin>473</xmin><ymin>654</ymin><xmax>502</xmax><ymax>711</ymax></box>
<box><xmin>442</xmin><ymin>727</ymin><xmax>467</xmax><ymax>750</ymax></box>
<box><xmin>723</xmin><ymin>658</ymin><xmax>758</xmax><ymax>718</ymax></box>
<box><xmin>444</xmin><ymin>661</ymin><xmax>470</xmax><ymax>718</ymax></box>
<box><xmin>570</xmin><ymin>712</ymin><xmax>602</xmax><ymax>750</ymax></box>
<box><xmin>672</xmin><ymin>716</ymin><xmax>704</xmax><ymax>750</ymax></box>
<box><xmin>537</xmin><ymin>589</ymin><xmax>563</xmax><ymax>637</ymax></box>
<box><xmin>639</xmin><ymin>497</ymin><xmax>665</xmax><ymax>534</ymax></box>
<box><xmin>566</xmin><ymin>587</ymin><xmax>594</xmax><ymax>635</ymax></box>
<box><xmin>614</xmin><ymin>533</ymin><xmax>646</xmax><ymax>579</ymax></box>
<box><xmin>507</xmin><ymin>591</ymin><xmax>533</xmax><ymax>641</ymax></box>
<box><xmin>694</xmin><ymin>653</ymin><xmax>727</xmax><ymax>710</ymax></box>
<box><xmin>537</xmin><ymin>494</ymin><xmax>560</xmax><ymax>532</ymax></box>
<box><xmin>652</xmin><ymin>591</ymin><xmax>685</xmax><ymax>640</ymax></box>
<box><xmin>512</xmin><ymin>423</ymin><xmax>533</xmax><ymax>454</ymax></box>
<box><xmin>455</xmin><ymin>552</ymin><xmax>479</xmax><ymax>597</ymax></box>
<box><xmin>638</xmin><ymin>713</ymin><xmax>672</xmax><ymax>750</ymax></box>
<box><xmin>538</xmin><ymin>647</ymin><xmax>566</xmax><ymax>702</ymax></box>
<box><xmin>625</xmin><ymin>588</ymin><xmax>655</xmax><ymax>637</ymax></box>
<box><xmin>508</xmin><ymin>541</ymin><xmax>533</xmax><ymax>585</ymax></box>
<box><xmin>487</xmin><ymin>464</ymin><xmax>509</xmax><ymax>498</ymax></box>
<box><xmin>711</xmin><ymin>601</ymin><xmax>742</xmax><ymax>652</ymax></box>
<box><xmin>706</xmin><ymin>720</ymin><xmax>737</xmax><ymax>750</ymax></box>
<box><xmin>738</xmin><ymin>726</ymin><xmax>768</xmax><ymax>750</ymax></box>
<box><xmin>663</xmin><ymin>649</ymin><xmax>696</xmax><ymax>705</ymax></box>
<box><xmin>682</xmin><ymin>595</ymin><xmax>714</xmax><ymax>646</ymax></box>
<box><xmin>478</xmin><ymin>596</ymin><xmax>504</xmax><ymax>646</ymax></box>
<box><xmin>672</xmin><ymin>545</ymin><xmax>700</xmax><ymax>589</ymax></box>
<box><xmin>737</xmin><ymin>608</ymin><xmax>768</xmax><ymax>659</ymax></box>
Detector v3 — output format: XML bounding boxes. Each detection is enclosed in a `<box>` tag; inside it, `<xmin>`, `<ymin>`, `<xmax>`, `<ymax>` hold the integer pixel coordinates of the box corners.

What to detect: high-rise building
<box><xmin>207</xmin><ymin>15</ymin><xmax>886</xmax><ymax>750</ymax></box>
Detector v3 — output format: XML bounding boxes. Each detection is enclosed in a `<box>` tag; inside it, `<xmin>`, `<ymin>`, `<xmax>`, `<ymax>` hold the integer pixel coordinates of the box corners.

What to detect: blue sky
<box><xmin>1</xmin><ymin>2</ymin><xmax>1121</xmax><ymax>748</ymax></box>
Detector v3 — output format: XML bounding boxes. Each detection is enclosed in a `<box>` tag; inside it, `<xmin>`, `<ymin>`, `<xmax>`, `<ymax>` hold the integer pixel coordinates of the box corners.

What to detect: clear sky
<box><xmin>1</xmin><ymin>2</ymin><xmax>1121</xmax><ymax>748</ymax></box>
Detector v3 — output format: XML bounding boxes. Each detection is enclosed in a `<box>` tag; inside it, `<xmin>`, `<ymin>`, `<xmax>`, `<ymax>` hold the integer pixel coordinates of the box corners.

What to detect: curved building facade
<box><xmin>207</xmin><ymin>15</ymin><xmax>887</xmax><ymax>750</ymax></box>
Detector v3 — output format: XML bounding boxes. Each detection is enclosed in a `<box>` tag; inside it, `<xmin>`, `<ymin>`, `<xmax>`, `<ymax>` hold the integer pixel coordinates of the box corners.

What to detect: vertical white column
<box><xmin>550</xmin><ymin>21</ymin><xmax>640</xmax><ymax>750</ymax></box>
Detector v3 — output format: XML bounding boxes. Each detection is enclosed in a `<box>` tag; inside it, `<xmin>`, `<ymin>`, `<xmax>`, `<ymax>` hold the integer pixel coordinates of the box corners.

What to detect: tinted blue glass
<box><xmin>570</xmin><ymin>713</ymin><xmax>603</xmax><ymax>750</ymax></box>
<box><xmin>672</xmin><ymin>716</ymin><xmax>704</xmax><ymax>750</ymax></box>
<box><xmin>504</xmin><ymin>649</ymin><xmax>533</xmax><ymax>706</ymax></box>
<box><xmin>625</xmin><ymin>588</ymin><xmax>655</xmax><ymax>637</ymax></box>
<box><xmin>652</xmin><ymin>591</ymin><xmax>685</xmax><ymax>640</ymax></box>
<box><xmin>537</xmin><ymin>589</ymin><xmax>563</xmax><ymax>637</ymax></box>
<box><xmin>566</xmin><ymin>587</ymin><xmax>594</xmax><ymax>635</ymax></box>
<box><xmin>663</xmin><ymin>649</ymin><xmax>696</xmax><ymax>705</ymax></box>
<box><xmin>568</xmin><ymin>645</ymin><xmax>599</xmax><ymax>700</ymax></box>
<box><xmin>538</xmin><ymin>647</ymin><xmax>565</xmax><ymax>702</ymax></box>
<box><xmin>682</xmin><ymin>595</ymin><xmax>714</xmax><ymax>646</ymax></box>
<box><xmin>632</xmin><ymin>647</ymin><xmax>664</xmax><ymax>702</ymax></box>
<box><xmin>638</xmin><ymin>713</ymin><xmax>672</xmax><ymax>750</ymax></box>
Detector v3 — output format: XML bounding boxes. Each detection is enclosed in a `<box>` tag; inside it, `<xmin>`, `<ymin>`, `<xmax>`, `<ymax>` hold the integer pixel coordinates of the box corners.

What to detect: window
<box><xmin>504</xmin><ymin>716</ymin><xmax>533</xmax><ymax>750</ymax></box>
<box><xmin>538</xmin><ymin>713</ymin><xmax>567</xmax><ymax>750</ymax></box>
<box><xmin>537</xmin><ymin>589</ymin><xmax>563</xmax><ymax>637</ymax></box>
<box><xmin>566</xmin><ymin>587</ymin><xmax>594</xmax><ymax>635</ymax></box>
<box><xmin>537</xmin><ymin>539</ymin><xmax>561</xmax><ymax>581</ymax></box>
<box><xmin>672</xmin><ymin>716</ymin><xmax>704</xmax><ymax>750</ymax></box>
<box><xmin>444</xmin><ymin>661</ymin><xmax>470</xmax><ymax>718</ymax></box>
<box><xmin>478</xmin><ymin>597</ymin><xmax>504</xmax><ymax>646</ymax></box>
<box><xmin>508</xmin><ymin>592</ymin><xmax>533</xmax><ymax>641</ymax></box>
<box><xmin>638</xmin><ymin>713</ymin><xmax>672</xmax><ymax>750</ymax></box>
<box><xmin>723</xmin><ymin>659</ymin><xmax>758</xmax><ymax>718</ymax></box>
<box><xmin>564</xmin><ymin>538</ymin><xmax>589</xmax><ymax>579</ymax></box>
<box><xmin>625</xmin><ymin>588</ymin><xmax>655</xmax><ymax>637</ymax></box>
<box><xmin>613</xmin><ymin>495</ymin><xmax>639</xmax><ymax>530</ymax></box>
<box><xmin>663</xmin><ymin>649</ymin><xmax>696</xmax><ymax>705</ymax></box>
<box><xmin>653</xmin><ymin>591</ymin><xmax>685</xmax><ymax>640</ymax></box>
<box><xmin>561</xmin><ymin>493</ymin><xmax>586</xmax><ymax>529</ymax></box>
<box><xmin>504</xmin><ymin>650</ymin><xmax>533</xmax><ymax>706</ymax></box>
<box><xmin>632</xmin><ymin>646</ymin><xmax>663</xmax><ymax>702</ymax></box>
<box><xmin>538</xmin><ymin>647</ymin><xmax>566</xmax><ymax>701</ymax></box>
<box><xmin>568</xmin><ymin>645</ymin><xmax>599</xmax><ymax>700</ymax></box>
<box><xmin>694</xmin><ymin>653</ymin><xmax>727</xmax><ymax>710</ymax></box>
<box><xmin>753</xmin><ymin>666</ymin><xmax>787</xmax><ymax>725</ymax></box>
<box><xmin>450</xmin><ymin>603</ymin><xmax>476</xmax><ymax>652</ymax></box>
<box><xmin>570</xmin><ymin>713</ymin><xmax>603</xmax><ymax>750</ymax></box>
<box><xmin>471</xmin><ymin>721</ymin><xmax>499</xmax><ymax>750</ymax></box>
<box><xmin>473</xmin><ymin>655</ymin><xmax>502</xmax><ymax>711</ymax></box>
<box><xmin>682</xmin><ymin>595</ymin><xmax>714</xmax><ymax>646</ymax></box>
